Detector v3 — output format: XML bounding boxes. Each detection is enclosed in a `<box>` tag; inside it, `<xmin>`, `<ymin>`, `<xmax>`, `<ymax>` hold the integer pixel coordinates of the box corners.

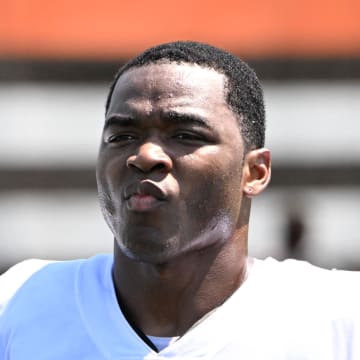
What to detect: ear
<box><xmin>242</xmin><ymin>148</ymin><xmax>271</xmax><ymax>198</ymax></box>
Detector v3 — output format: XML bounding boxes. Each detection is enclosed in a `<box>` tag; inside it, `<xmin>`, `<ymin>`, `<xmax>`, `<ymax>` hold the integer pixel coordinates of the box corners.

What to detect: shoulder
<box><xmin>0</xmin><ymin>255</ymin><xmax>114</xmax><ymax>357</ymax></box>
<box><xmin>0</xmin><ymin>254</ymin><xmax>112</xmax><ymax>317</ymax></box>
<box><xmin>256</xmin><ymin>257</ymin><xmax>360</xmax><ymax>289</ymax></box>
<box><xmin>238</xmin><ymin>259</ymin><xmax>360</xmax><ymax>358</ymax></box>
<box><xmin>256</xmin><ymin>256</ymin><xmax>360</xmax><ymax>281</ymax></box>
<box><xmin>0</xmin><ymin>254</ymin><xmax>111</xmax><ymax>315</ymax></box>
<box><xmin>254</xmin><ymin>257</ymin><xmax>360</xmax><ymax>316</ymax></box>
<box><xmin>0</xmin><ymin>259</ymin><xmax>55</xmax><ymax>315</ymax></box>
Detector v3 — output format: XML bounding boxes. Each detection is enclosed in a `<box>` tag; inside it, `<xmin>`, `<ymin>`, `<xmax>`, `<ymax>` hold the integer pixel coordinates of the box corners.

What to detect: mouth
<box><xmin>124</xmin><ymin>181</ymin><xmax>167</xmax><ymax>212</ymax></box>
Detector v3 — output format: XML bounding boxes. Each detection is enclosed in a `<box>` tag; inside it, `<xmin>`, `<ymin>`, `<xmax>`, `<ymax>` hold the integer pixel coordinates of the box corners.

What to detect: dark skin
<box><xmin>97</xmin><ymin>63</ymin><xmax>271</xmax><ymax>337</ymax></box>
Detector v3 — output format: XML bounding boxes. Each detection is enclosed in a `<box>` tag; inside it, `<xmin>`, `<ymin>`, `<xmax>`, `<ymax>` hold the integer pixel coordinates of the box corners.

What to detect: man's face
<box><xmin>97</xmin><ymin>63</ymin><xmax>246</xmax><ymax>264</ymax></box>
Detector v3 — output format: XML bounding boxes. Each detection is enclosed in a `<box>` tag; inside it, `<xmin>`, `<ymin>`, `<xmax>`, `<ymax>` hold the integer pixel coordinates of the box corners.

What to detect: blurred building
<box><xmin>1</xmin><ymin>0</ymin><xmax>360</xmax><ymax>272</ymax></box>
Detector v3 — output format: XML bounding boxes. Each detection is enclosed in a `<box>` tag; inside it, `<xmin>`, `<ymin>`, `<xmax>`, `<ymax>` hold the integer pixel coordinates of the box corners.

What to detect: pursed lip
<box><xmin>124</xmin><ymin>180</ymin><xmax>167</xmax><ymax>211</ymax></box>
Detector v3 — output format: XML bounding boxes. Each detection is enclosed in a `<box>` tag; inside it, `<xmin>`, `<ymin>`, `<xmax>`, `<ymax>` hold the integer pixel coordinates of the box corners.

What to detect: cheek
<box><xmin>179</xmin><ymin>151</ymin><xmax>244</xmax><ymax>222</ymax></box>
<box><xmin>96</xmin><ymin>152</ymin><xmax>127</xmax><ymax>220</ymax></box>
<box><xmin>97</xmin><ymin>152</ymin><xmax>125</xmax><ymax>193</ymax></box>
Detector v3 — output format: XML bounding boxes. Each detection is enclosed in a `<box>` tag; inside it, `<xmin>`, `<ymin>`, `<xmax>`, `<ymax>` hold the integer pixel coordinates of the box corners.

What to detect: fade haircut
<box><xmin>105</xmin><ymin>41</ymin><xmax>265</xmax><ymax>150</ymax></box>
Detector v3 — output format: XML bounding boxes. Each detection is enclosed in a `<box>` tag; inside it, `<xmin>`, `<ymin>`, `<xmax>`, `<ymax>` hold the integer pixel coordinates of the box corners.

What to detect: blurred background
<box><xmin>1</xmin><ymin>0</ymin><xmax>359</xmax><ymax>273</ymax></box>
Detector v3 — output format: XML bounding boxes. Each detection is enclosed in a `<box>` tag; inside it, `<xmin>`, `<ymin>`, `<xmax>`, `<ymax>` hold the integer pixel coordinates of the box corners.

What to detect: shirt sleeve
<box><xmin>0</xmin><ymin>259</ymin><xmax>54</xmax><ymax>315</ymax></box>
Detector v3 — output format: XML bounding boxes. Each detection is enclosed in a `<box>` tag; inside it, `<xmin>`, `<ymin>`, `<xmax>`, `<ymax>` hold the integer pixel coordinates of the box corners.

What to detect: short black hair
<box><xmin>105</xmin><ymin>41</ymin><xmax>265</xmax><ymax>149</ymax></box>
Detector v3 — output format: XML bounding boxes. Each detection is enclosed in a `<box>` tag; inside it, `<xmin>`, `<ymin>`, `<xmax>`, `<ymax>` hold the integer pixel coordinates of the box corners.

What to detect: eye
<box><xmin>107</xmin><ymin>133</ymin><xmax>137</xmax><ymax>144</ymax></box>
<box><xmin>172</xmin><ymin>131</ymin><xmax>205</xmax><ymax>142</ymax></box>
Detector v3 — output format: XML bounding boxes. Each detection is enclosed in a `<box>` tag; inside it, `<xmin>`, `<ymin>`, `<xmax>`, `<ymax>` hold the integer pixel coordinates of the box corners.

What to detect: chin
<box><xmin>115</xmin><ymin>228</ymin><xmax>181</xmax><ymax>264</ymax></box>
<box><xmin>118</xmin><ymin>244</ymin><xmax>180</xmax><ymax>265</ymax></box>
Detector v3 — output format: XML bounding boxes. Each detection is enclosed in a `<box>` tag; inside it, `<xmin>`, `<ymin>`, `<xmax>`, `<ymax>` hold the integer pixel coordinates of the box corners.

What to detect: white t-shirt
<box><xmin>0</xmin><ymin>254</ymin><xmax>359</xmax><ymax>359</ymax></box>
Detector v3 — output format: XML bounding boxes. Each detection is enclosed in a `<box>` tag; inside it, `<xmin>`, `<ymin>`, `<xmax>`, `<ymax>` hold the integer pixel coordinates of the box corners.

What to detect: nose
<box><xmin>126</xmin><ymin>141</ymin><xmax>173</xmax><ymax>173</ymax></box>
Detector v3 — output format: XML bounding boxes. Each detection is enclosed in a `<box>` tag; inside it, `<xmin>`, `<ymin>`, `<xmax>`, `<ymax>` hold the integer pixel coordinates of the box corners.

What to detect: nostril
<box><xmin>127</xmin><ymin>162</ymin><xmax>140</xmax><ymax>172</ymax></box>
<box><xmin>152</xmin><ymin>163</ymin><xmax>166</xmax><ymax>172</ymax></box>
<box><xmin>126</xmin><ymin>158</ymin><xmax>169</xmax><ymax>174</ymax></box>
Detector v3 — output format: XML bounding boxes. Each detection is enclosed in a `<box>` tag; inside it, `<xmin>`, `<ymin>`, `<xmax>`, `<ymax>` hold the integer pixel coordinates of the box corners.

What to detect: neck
<box><xmin>112</xmin><ymin>231</ymin><xmax>249</xmax><ymax>337</ymax></box>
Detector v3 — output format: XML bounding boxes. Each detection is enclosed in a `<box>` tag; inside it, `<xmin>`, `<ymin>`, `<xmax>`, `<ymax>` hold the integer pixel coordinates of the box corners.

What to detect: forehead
<box><xmin>108</xmin><ymin>62</ymin><xmax>231</xmax><ymax>115</ymax></box>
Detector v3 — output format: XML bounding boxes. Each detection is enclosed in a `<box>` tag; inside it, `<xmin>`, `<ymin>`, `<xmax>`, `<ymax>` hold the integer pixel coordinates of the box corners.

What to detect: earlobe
<box><xmin>242</xmin><ymin>148</ymin><xmax>271</xmax><ymax>198</ymax></box>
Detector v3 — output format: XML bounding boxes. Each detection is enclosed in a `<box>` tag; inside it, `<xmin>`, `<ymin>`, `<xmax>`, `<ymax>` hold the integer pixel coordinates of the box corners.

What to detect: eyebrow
<box><xmin>104</xmin><ymin>115</ymin><xmax>135</xmax><ymax>128</ymax></box>
<box><xmin>104</xmin><ymin>111</ymin><xmax>212</xmax><ymax>129</ymax></box>
<box><xmin>163</xmin><ymin>111</ymin><xmax>211</xmax><ymax>129</ymax></box>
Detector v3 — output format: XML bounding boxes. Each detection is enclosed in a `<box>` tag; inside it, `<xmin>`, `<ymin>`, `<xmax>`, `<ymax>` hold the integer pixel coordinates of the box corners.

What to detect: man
<box><xmin>0</xmin><ymin>41</ymin><xmax>359</xmax><ymax>359</ymax></box>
